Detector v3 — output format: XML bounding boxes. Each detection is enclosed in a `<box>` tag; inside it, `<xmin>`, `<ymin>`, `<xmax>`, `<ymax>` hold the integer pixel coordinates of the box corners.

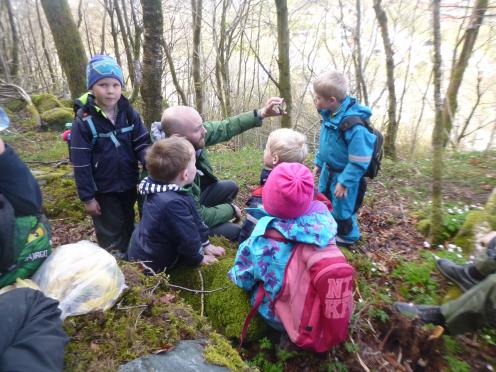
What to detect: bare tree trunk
<box><xmin>129</xmin><ymin>0</ymin><xmax>142</xmax><ymax>103</ymax></box>
<box><xmin>105</xmin><ymin>0</ymin><xmax>122</xmax><ymax>68</ymax></box>
<box><xmin>354</xmin><ymin>0</ymin><xmax>368</xmax><ymax>105</ymax></box>
<box><xmin>114</xmin><ymin>0</ymin><xmax>136</xmax><ymax>88</ymax></box>
<box><xmin>191</xmin><ymin>0</ymin><xmax>203</xmax><ymax>114</ymax></box>
<box><xmin>83</xmin><ymin>13</ymin><xmax>96</xmax><ymax>57</ymax></box>
<box><xmin>163</xmin><ymin>39</ymin><xmax>188</xmax><ymax>105</ymax></box>
<box><xmin>431</xmin><ymin>0</ymin><xmax>444</xmax><ymax>244</ymax></box>
<box><xmin>100</xmin><ymin>6</ymin><xmax>107</xmax><ymax>54</ymax></box>
<box><xmin>275</xmin><ymin>0</ymin><xmax>292</xmax><ymax>128</ymax></box>
<box><xmin>0</xmin><ymin>4</ymin><xmax>12</xmax><ymax>83</ymax></box>
<box><xmin>40</xmin><ymin>0</ymin><xmax>87</xmax><ymax>98</ymax></box>
<box><xmin>36</xmin><ymin>0</ymin><xmax>56</xmax><ymax>92</ymax></box>
<box><xmin>5</xmin><ymin>0</ymin><xmax>19</xmax><ymax>79</ymax></box>
<box><xmin>485</xmin><ymin>119</ymin><xmax>496</xmax><ymax>152</ymax></box>
<box><xmin>27</xmin><ymin>7</ymin><xmax>50</xmax><ymax>91</ymax></box>
<box><xmin>442</xmin><ymin>0</ymin><xmax>488</xmax><ymax>147</ymax></box>
<box><xmin>140</xmin><ymin>0</ymin><xmax>163</xmax><ymax>128</ymax></box>
<box><xmin>373</xmin><ymin>0</ymin><xmax>398</xmax><ymax>160</ymax></box>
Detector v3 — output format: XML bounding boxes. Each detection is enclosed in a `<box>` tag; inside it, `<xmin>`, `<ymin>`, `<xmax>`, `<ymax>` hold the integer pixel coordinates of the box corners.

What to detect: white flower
<box><xmin>447</xmin><ymin>208</ymin><xmax>454</xmax><ymax>214</ymax></box>
<box><xmin>448</xmin><ymin>244</ymin><xmax>456</xmax><ymax>249</ymax></box>
<box><xmin>456</xmin><ymin>253</ymin><xmax>463</xmax><ymax>258</ymax></box>
<box><xmin>423</xmin><ymin>241</ymin><xmax>431</xmax><ymax>248</ymax></box>
<box><xmin>371</xmin><ymin>268</ymin><xmax>377</xmax><ymax>272</ymax></box>
<box><xmin>438</xmin><ymin>244</ymin><xmax>444</xmax><ymax>249</ymax></box>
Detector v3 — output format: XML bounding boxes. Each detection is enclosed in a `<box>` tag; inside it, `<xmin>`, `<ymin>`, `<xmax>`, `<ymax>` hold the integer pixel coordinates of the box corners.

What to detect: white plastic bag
<box><xmin>32</xmin><ymin>240</ymin><xmax>126</xmax><ymax>319</ymax></box>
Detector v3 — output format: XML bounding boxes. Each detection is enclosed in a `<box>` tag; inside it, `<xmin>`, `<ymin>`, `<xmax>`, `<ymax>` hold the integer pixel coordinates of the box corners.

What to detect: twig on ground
<box><xmin>379</xmin><ymin>327</ymin><xmax>394</xmax><ymax>350</ymax></box>
<box><xmin>350</xmin><ymin>336</ymin><xmax>371</xmax><ymax>372</ymax></box>
<box><xmin>116</xmin><ymin>302</ymin><xmax>148</xmax><ymax>311</ymax></box>
<box><xmin>198</xmin><ymin>269</ymin><xmax>204</xmax><ymax>317</ymax></box>
<box><xmin>138</xmin><ymin>261</ymin><xmax>157</xmax><ymax>276</ymax></box>
<box><xmin>167</xmin><ymin>283</ymin><xmax>227</xmax><ymax>294</ymax></box>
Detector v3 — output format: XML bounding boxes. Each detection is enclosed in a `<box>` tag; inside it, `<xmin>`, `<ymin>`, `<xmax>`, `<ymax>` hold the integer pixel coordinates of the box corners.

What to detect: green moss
<box><xmin>4</xmin><ymin>99</ymin><xmax>26</xmax><ymax>112</ymax></box>
<box><xmin>64</xmin><ymin>263</ymin><xmax>214</xmax><ymax>371</ymax></box>
<box><xmin>169</xmin><ymin>238</ymin><xmax>268</xmax><ymax>342</ymax></box>
<box><xmin>31</xmin><ymin>93</ymin><xmax>62</xmax><ymax>113</ymax></box>
<box><xmin>204</xmin><ymin>332</ymin><xmax>249</xmax><ymax>371</ymax></box>
<box><xmin>60</xmin><ymin>98</ymin><xmax>74</xmax><ymax>109</ymax></box>
<box><xmin>41</xmin><ymin>107</ymin><xmax>74</xmax><ymax>131</ymax></box>
<box><xmin>416</xmin><ymin>218</ymin><xmax>431</xmax><ymax>236</ymax></box>
<box><xmin>40</xmin><ymin>167</ymin><xmax>85</xmax><ymax>221</ymax></box>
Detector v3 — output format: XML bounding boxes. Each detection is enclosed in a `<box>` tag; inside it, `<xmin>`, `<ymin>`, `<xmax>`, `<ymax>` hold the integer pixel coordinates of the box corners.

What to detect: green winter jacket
<box><xmin>188</xmin><ymin>111</ymin><xmax>262</xmax><ymax>227</ymax></box>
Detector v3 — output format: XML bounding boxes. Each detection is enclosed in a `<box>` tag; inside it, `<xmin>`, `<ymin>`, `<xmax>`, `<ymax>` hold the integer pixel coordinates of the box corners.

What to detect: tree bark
<box><xmin>40</xmin><ymin>0</ymin><xmax>87</xmax><ymax>98</ymax></box>
<box><xmin>354</xmin><ymin>0</ymin><xmax>368</xmax><ymax>105</ymax></box>
<box><xmin>441</xmin><ymin>0</ymin><xmax>488</xmax><ymax>147</ymax></box>
<box><xmin>431</xmin><ymin>0</ymin><xmax>444</xmax><ymax>244</ymax></box>
<box><xmin>373</xmin><ymin>0</ymin><xmax>398</xmax><ymax>160</ymax></box>
<box><xmin>36</xmin><ymin>0</ymin><xmax>57</xmax><ymax>92</ymax></box>
<box><xmin>5</xmin><ymin>0</ymin><xmax>19</xmax><ymax>79</ymax></box>
<box><xmin>191</xmin><ymin>0</ymin><xmax>203</xmax><ymax>115</ymax></box>
<box><xmin>163</xmin><ymin>39</ymin><xmax>188</xmax><ymax>105</ymax></box>
<box><xmin>140</xmin><ymin>0</ymin><xmax>163</xmax><ymax>128</ymax></box>
<box><xmin>105</xmin><ymin>0</ymin><xmax>123</xmax><ymax>68</ymax></box>
<box><xmin>114</xmin><ymin>0</ymin><xmax>136</xmax><ymax>88</ymax></box>
<box><xmin>275</xmin><ymin>0</ymin><xmax>292</xmax><ymax>128</ymax></box>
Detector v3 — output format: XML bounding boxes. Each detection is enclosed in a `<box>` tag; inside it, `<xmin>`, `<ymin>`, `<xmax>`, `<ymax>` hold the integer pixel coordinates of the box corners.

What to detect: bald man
<box><xmin>151</xmin><ymin>98</ymin><xmax>284</xmax><ymax>241</ymax></box>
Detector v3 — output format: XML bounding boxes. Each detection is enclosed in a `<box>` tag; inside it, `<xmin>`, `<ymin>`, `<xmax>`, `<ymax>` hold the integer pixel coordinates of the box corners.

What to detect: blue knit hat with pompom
<box><xmin>86</xmin><ymin>55</ymin><xmax>124</xmax><ymax>89</ymax></box>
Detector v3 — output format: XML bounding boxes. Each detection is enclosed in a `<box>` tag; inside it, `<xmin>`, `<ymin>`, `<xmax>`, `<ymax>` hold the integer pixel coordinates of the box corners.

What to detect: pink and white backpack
<box><xmin>240</xmin><ymin>229</ymin><xmax>354</xmax><ymax>353</ymax></box>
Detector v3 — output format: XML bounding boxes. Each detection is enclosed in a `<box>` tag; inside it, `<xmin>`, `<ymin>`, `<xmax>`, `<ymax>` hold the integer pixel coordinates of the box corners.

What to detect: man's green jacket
<box><xmin>188</xmin><ymin>111</ymin><xmax>262</xmax><ymax>227</ymax></box>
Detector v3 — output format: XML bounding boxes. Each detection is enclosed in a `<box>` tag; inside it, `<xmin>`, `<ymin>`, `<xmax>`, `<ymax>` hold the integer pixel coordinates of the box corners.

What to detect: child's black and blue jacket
<box><xmin>70</xmin><ymin>93</ymin><xmax>149</xmax><ymax>202</ymax></box>
<box><xmin>128</xmin><ymin>177</ymin><xmax>210</xmax><ymax>272</ymax></box>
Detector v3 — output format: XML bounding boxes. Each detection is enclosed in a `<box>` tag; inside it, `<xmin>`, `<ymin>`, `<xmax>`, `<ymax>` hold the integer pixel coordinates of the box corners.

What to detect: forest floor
<box><xmin>4</xmin><ymin>127</ymin><xmax>496</xmax><ymax>371</ymax></box>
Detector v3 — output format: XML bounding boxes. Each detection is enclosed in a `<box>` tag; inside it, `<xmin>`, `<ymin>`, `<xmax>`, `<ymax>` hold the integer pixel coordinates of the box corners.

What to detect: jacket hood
<box><xmin>138</xmin><ymin>176</ymin><xmax>180</xmax><ymax>195</ymax></box>
<box><xmin>150</xmin><ymin>121</ymin><xmax>167</xmax><ymax>142</ymax></box>
<box><xmin>250</xmin><ymin>201</ymin><xmax>337</xmax><ymax>247</ymax></box>
<box><xmin>319</xmin><ymin>96</ymin><xmax>372</xmax><ymax>129</ymax></box>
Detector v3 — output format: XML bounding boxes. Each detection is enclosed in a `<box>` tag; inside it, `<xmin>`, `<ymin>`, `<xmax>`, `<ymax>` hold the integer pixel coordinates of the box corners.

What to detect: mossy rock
<box><xmin>63</xmin><ymin>262</ymin><xmax>246</xmax><ymax>371</ymax></box>
<box><xmin>60</xmin><ymin>98</ymin><xmax>74</xmax><ymax>109</ymax></box>
<box><xmin>416</xmin><ymin>218</ymin><xmax>431</xmax><ymax>236</ymax></box>
<box><xmin>6</xmin><ymin>102</ymin><xmax>41</xmax><ymax>130</ymax></box>
<box><xmin>41</xmin><ymin>107</ymin><xmax>74</xmax><ymax>131</ymax></box>
<box><xmin>31</xmin><ymin>93</ymin><xmax>62</xmax><ymax>113</ymax></box>
<box><xmin>454</xmin><ymin>189</ymin><xmax>496</xmax><ymax>251</ymax></box>
<box><xmin>169</xmin><ymin>240</ymin><xmax>268</xmax><ymax>343</ymax></box>
<box><xmin>40</xmin><ymin>168</ymin><xmax>85</xmax><ymax>222</ymax></box>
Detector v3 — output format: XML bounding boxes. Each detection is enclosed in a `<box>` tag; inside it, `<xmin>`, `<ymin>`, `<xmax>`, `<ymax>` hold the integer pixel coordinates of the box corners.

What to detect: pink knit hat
<box><xmin>262</xmin><ymin>162</ymin><xmax>314</xmax><ymax>219</ymax></box>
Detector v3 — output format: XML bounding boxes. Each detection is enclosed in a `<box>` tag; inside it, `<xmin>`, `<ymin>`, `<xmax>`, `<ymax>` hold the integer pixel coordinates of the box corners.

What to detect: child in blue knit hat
<box><xmin>70</xmin><ymin>55</ymin><xmax>150</xmax><ymax>252</ymax></box>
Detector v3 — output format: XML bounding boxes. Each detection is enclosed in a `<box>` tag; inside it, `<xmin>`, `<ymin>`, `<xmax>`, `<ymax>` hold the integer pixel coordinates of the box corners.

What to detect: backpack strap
<box><xmin>238</xmin><ymin>282</ymin><xmax>266</xmax><ymax>351</ymax></box>
<box><xmin>82</xmin><ymin>114</ymin><xmax>135</xmax><ymax>148</ymax></box>
<box><xmin>0</xmin><ymin>194</ymin><xmax>16</xmax><ymax>274</ymax></box>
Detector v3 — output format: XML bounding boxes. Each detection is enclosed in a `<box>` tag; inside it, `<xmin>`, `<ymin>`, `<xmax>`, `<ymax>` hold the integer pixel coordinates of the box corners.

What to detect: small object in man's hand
<box><xmin>275</xmin><ymin>101</ymin><xmax>286</xmax><ymax>115</ymax></box>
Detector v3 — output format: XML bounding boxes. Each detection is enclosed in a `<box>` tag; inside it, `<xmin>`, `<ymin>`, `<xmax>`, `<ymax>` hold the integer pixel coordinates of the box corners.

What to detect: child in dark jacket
<box><xmin>128</xmin><ymin>137</ymin><xmax>225</xmax><ymax>273</ymax></box>
<box><xmin>70</xmin><ymin>55</ymin><xmax>150</xmax><ymax>252</ymax></box>
<box><xmin>238</xmin><ymin>128</ymin><xmax>332</xmax><ymax>243</ymax></box>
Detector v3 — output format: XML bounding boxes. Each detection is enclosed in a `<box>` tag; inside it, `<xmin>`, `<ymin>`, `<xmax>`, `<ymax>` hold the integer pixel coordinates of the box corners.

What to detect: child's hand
<box><xmin>84</xmin><ymin>199</ymin><xmax>101</xmax><ymax>216</ymax></box>
<box><xmin>313</xmin><ymin>166</ymin><xmax>321</xmax><ymax>178</ymax></box>
<box><xmin>334</xmin><ymin>183</ymin><xmax>347</xmax><ymax>198</ymax></box>
<box><xmin>201</xmin><ymin>254</ymin><xmax>218</xmax><ymax>265</ymax></box>
<box><xmin>204</xmin><ymin>244</ymin><xmax>225</xmax><ymax>257</ymax></box>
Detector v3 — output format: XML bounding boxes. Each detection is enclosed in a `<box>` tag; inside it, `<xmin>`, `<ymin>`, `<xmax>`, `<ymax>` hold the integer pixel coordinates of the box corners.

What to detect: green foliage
<box><xmin>40</xmin><ymin>107</ymin><xmax>73</xmax><ymax>131</ymax></box>
<box><xmin>31</xmin><ymin>93</ymin><xmax>62</xmax><ymax>113</ymax></box>
<box><xmin>392</xmin><ymin>251</ymin><xmax>439</xmax><ymax>304</ymax></box>
<box><xmin>443</xmin><ymin>336</ymin><xmax>470</xmax><ymax>372</ymax></box>
<box><xmin>326</xmin><ymin>360</ymin><xmax>349</xmax><ymax>372</ymax></box>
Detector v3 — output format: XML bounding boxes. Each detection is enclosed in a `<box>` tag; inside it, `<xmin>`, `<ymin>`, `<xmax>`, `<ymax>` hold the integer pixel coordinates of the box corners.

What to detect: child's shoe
<box><xmin>394</xmin><ymin>302</ymin><xmax>445</xmax><ymax>326</ymax></box>
<box><xmin>436</xmin><ymin>259</ymin><xmax>482</xmax><ymax>292</ymax></box>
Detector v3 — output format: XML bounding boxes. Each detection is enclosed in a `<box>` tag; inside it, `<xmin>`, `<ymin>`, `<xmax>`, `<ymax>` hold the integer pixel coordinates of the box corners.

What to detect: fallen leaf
<box><xmin>160</xmin><ymin>293</ymin><xmax>176</xmax><ymax>304</ymax></box>
<box><xmin>152</xmin><ymin>344</ymin><xmax>174</xmax><ymax>354</ymax></box>
<box><xmin>428</xmin><ymin>326</ymin><xmax>445</xmax><ymax>340</ymax></box>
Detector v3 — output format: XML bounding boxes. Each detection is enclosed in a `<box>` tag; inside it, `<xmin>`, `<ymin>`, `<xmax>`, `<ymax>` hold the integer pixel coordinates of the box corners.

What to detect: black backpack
<box><xmin>339</xmin><ymin>116</ymin><xmax>383</xmax><ymax>179</ymax></box>
<box><xmin>0</xmin><ymin>193</ymin><xmax>16</xmax><ymax>274</ymax></box>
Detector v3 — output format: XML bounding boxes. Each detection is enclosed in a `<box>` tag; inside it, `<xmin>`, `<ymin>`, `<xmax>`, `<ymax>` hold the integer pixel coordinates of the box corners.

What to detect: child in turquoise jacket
<box><xmin>312</xmin><ymin>71</ymin><xmax>376</xmax><ymax>246</ymax></box>
<box><xmin>228</xmin><ymin>163</ymin><xmax>337</xmax><ymax>329</ymax></box>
